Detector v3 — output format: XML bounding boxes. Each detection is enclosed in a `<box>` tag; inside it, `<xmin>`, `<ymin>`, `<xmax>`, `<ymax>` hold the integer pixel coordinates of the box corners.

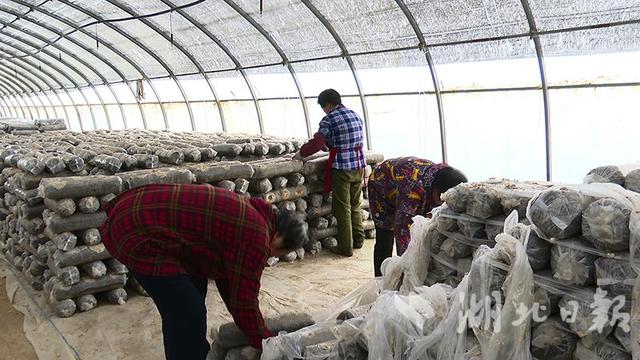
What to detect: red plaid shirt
<box><xmin>99</xmin><ymin>183</ymin><xmax>274</xmax><ymax>348</ymax></box>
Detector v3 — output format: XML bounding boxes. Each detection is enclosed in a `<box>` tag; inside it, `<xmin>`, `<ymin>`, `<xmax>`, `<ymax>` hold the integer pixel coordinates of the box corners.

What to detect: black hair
<box><xmin>317</xmin><ymin>89</ymin><xmax>342</xmax><ymax>107</ymax></box>
<box><xmin>275</xmin><ymin>210</ymin><xmax>309</xmax><ymax>250</ymax></box>
<box><xmin>432</xmin><ymin>167</ymin><xmax>468</xmax><ymax>193</ymax></box>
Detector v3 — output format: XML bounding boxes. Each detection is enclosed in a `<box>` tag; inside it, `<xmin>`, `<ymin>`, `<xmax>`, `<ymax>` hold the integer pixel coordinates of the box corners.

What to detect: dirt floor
<box><xmin>0</xmin><ymin>240</ymin><xmax>376</xmax><ymax>360</ymax></box>
<box><xmin>0</xmin><ymin>278</ymin><xmax>38</xmax><ymax>360</ymax></box>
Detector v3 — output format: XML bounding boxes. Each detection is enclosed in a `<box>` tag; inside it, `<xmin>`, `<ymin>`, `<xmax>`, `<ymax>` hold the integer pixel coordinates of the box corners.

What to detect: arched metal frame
<box><xmin>0</xmin><ymin>76</ymin><xmax>33</xmax><ymax>119</ymax></box>
<box><xmin>7</xmin><ymin>0</ymin><xmax>169</xmax><ymax>130</ymax></box>
<box><xmin>0</xmin><ymin>81</ymin><xmax>20</xmax><ymax>117</ymax></box>
<box><xmin>299</xmin><ymin>0</ymin><xmax>372</xmax><ymax>150</ymax></box>
<box><xmin>0</xmin><ymin>80</ymin><xmax>27</xmax><ymax>118</ymax></box>
<box><xmin>58</xmin><ymin>0</ymin><xmax>180</xmax><ymax>129</ymax></box>
<box><xmin>2</xmin><ymin>57</ymin><xmax>75</xmax><ymax>129</ymax></box>
<box><xmin>0</xmin><ymin>14</ymin><xmax>119</xmax><ymax>128</ymax></box>
<box><xmin>222</xmin><ymin>0</ymin><xmax>311</xmax><ymax>136</ymax></box>
<box><xmin>14</xmin><ymin>70</ymin><xmax>57</xmax><ymax>120</ymax></box>
<box><xmin>4</xmin><ymin>83</ymin><xmax>34</xmax><ymax>119</ymax></box>
<box><xmin>0</xmin><ymin>76</ymin><xmax>37</xmax><ymax>119</ymax></box>
<box><xmin>103</xmin><ymin>0</ymin><xmax>204</xmax><ymax>131</ymax></box>
<box><xmin>0</xmin><ymin>10</ymin><xmax>117</xmax><ymax>126</ymax></box>
<box><xmin>0</xmin><ymin>65</ymin><xmax>43</xmax><ymax>109</ymax></box>
<box><xmin>0</xmin><ymin>66</ymin><xmax>50</xmax><ymax>119</ymax></box>
<box><xmin>0</xmin><ymin>2</ymin><xmax>639</xmax><ymax>179</ymax></box>
<box><xmin>394</xmin><ymin>0</ymin><xmax>447</xmax><ymax>163</ymax></box>
<box><xmin>13</xmin><ymin>55</ymin><xmax>83</xmax><ymax>130</ymax></box>
<box><xmin>0</xmin><ymin>9</ymin><xmax>126</xmax><ymax>129</ymax></box>
<box><xmin>159</xmin><ymin>0</ymin><xmax>228</xmax><ymax>131</ymax></box>
<box><xmin>0</xmin><ymin>21</ymin><xmax>97</xmax><ymax>130</ymax></box>
<box><xmin>107</xmin><ymin>0</ymin><xmax>225</xmax><ymax>131</ymax></box>
<box><xmin>520</xmin><ymin>0</ymin><xmax>552</xmax><ymax>181</ymax></box>
<box><xmin>0</xmin><ymin>17</ymin><xmax>108</xmax><ymax>129</ymax></box>
<box><xmin>0</xmin><ymin>86</ymin><xmax>19</xmax><ymax>118</ymax></box>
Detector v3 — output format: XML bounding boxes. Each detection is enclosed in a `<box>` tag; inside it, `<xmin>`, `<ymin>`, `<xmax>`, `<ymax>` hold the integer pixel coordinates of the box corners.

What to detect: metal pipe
<box><xmin>2</xmin><ymin>63</ymin><xmax>70</xmax><ymax>124</ymax></box>
<box><xmin>104</xmin><ymin>0</ymin><xmax>207</xmax><ymax>130</ymax></box>
<box><xmin>222</xmin><ymin>0</ymin><xmax>311</xmax><ymax>136</ymax></box>
<box><xmin>520</xmin><ymin>0</ymin><xmax>552</xmax><ymax>181</ymax></box>
<box><xmin>0</xmin><ymin>60</ymin><xmax>57</xmax><ymax>119</ymax></box>
<box><xmin>0</xmin><ymin>17</ymin><xmax>112</xmax><ymax>128</ymax></box>
<box><xmin>0</xmin><ymin>78</ymin><xmax>34</xmax><ymax>119</ymax></box>
<box><xmin>0</xmin><ymin>28</ymin><xmax>96</xmax><ymax>128</ymax></box>
<box><xmin>394</xmin><ymin>0</ymin><xmax>447</xmax><ymax>162</ymax></box>
<box><xmin>299</xmin><ymin>0</ymin><xmax>372</xmax><ymax>149</ymax></box>
<box><xmin>0</xmin><ymin>69</ymin><xmax>43</xmax><ymax>118</ymax></box>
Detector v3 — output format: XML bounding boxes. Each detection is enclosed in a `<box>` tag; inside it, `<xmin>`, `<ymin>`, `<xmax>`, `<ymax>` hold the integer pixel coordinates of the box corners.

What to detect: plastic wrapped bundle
<box><xmin>429</xmin><ymin>228</ymin><xmax>447</xmax><ymax>254</ymax></box>
<box><xmin>574</xmin><ymin>336</ymin><xmax>630</xmax><ymax>360</ymax></box>
<box><xmin>92</xmin><ymin>154</ymin><xmax>122</xmax><ymax>173</ymax></box>
<box><xmin>363</xmin><ymin>284</ymin><xmax>452</xmax><ymax>360</ymax></box>
<box><xmin>441</xmin><ymin>238</ymin><xmax>474</xmax><ymax>259</ymax></box>
<box><xmin>442</xmin><ymin>184</ymin><xmax>469</xmax><ymax>213</ymax></box>
<box><xmin>485</xmin><ymin>215</ymin><xmax>506</xmax><ymax>241</ymax></box>
<box><xmin>624</xmin><ymin>169</ymin><xmax>640</xmax><ymax>193</ymax></box>
<box><xmin>550</xmin><ymin>240</ymin><xmax>597</xmax><ymax>286</ymax></box>
<box><xmin>436</xmin><ymin>210</ymin><xmax>458</xmax><ymax>233</ymax></box>
<box><xmin>426</xmin><ymin>253</ymin><xmax>457</xmax><ymax>286</ymax></box>
<box><xmin>584</xmin><ymin>166</ymin><xmax>626</xmax><ymax>185</ymax></box>
<box><xmin>17</xmin><ymin>157</ymin><xmax>45</xmax><ymax>175</ymax></box>
<box><xmin>533</xmin><ymin>280</ymin><xmax>560</xmax><ymax>319</ymax></box>
<box><xmin>465</xmin><ymin>185</ymin><xmax>502</xmax><ymax>219</ymax></box>
<box><xmin>507</xmin><ymin>223</ymin><xmax>551</xmax><ymax>271</ymax></box>
<box><xmin>582</xmin><ymin>198</ymin><xmax>631</xmax><ymax>252</ymax></box>
<box><xmin>457</xmin><ymin>217</ymin><xmax>486</xmax><ymax>240</ymax></box>
<box><xmin>379</xmin><ymin>216</ymin><xmax>435</xmax><ymax>294</ymax></box>
<box><xmin>528</xmin><ymin>187</ymin><xmax>593</xmax><ymax>239</ymax></box>
<box><xmin>614</xmin><ymin>324</ymin><xmax>632</xmax><ymax>353</ymax></box>
<box><xmin>410</xmin><ymin>233</ymin><xmax>534</xmax><ymax>360</ymax></box>
<box><xmin>530</xmin><ymin>317</ymin><xmax>578</xmax><ymax>360</ymax></box>
<box><xmin>558</xmin><ymin>297</ymin><xmax>614</xmax><ymax>340</ymax></box>
<box><xmin>594</xmin><ymin>258</ymin><xmax>638</xmax><ymax>298</ymax></box>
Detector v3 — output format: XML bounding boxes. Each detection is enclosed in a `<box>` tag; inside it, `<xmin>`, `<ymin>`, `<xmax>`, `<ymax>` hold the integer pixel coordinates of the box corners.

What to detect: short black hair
<box><xmin>275</xmin><ymin>210</ymin><xmax>308</xmax><ymax>250</ymax></box>
<box><xmin>432</xmin><ymin>167</ymin><xmax>467</xmax><ymax>193</ymax></box>
<box><xmin>317</xmin><ymin>89</ymin><xmax>341</xmax><ymax>107</ymax></box>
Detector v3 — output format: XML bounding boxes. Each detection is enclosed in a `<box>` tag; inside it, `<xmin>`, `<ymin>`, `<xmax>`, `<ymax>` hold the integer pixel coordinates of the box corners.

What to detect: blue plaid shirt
<box><xmin>318</xmin><ymin>105</ymin><xmax>366</xmax><ymax>170</ymax></box>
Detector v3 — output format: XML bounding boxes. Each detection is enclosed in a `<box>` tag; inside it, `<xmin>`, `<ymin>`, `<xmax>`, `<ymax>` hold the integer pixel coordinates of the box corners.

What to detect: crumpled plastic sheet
<box><xmin>363</xmin><ymin>284</ymin><xmax>453</xmax><ymax>360</ymax></box>
<box><xmin>381</xmin><ymin>215</ymin><xmax>435</xmax><ymax>295</ymax></box>
<box><xmin>408</xmin><ymin>232</ymin><xmax>534</xmax><ymax>360</ymax></box>
<box><xmin>574</xmin><ymin>336</ymin><xmax>631</xmax><ymax>360</ymax></box>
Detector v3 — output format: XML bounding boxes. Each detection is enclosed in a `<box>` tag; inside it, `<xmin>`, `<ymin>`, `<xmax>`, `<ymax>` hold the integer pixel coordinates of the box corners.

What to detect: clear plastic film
<box><xmin>527</xmin><ymin>183</ymin><xmax>640</xmax><ymax>241</ymax></box>
<box><xmin>261</xmin><ymin>318</ymin><xmax>366</xmax><ymax>360</ymax></box>
<box><xmin>574</xmin><ymin>336</ymin><xmax>632</xmax><ymax>360</ymax></box>
<box><xmin>584</xmin><ymin>163</ymin><xmax>640</xmax><ymax>192</ymax></box>
<box><xmin>363</xmin><ymin>284</ymin><xmax>453</xmax><ymax>360</ymax></box>
<box><xmin>409</xmin><ymin>231</ymin><xmax>534</xmax><ymax>360</ymax></box>
<box><xmin>313</xmin><ymin>279</ymin><xmax>382</xmax><ymax>324</ymax></box>
<box><xmin>381</xmin><ymin>215</ymin><xmax>436</xmax><ymax>295</ymax></box>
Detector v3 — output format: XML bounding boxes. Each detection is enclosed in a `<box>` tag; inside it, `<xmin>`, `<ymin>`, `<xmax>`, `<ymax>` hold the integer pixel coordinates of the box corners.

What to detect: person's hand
<box><xmin>292</xmin><ymin>152</ymin><xmax>303</xmax><ymax>161</ymax></box>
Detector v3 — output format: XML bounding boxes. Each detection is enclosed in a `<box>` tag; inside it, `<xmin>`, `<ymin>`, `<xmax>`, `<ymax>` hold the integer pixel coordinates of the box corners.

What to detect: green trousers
<box><xmin>331</xmin><ymin>169</ymin><xmax>365</xmax><ymax>256</ymax></box>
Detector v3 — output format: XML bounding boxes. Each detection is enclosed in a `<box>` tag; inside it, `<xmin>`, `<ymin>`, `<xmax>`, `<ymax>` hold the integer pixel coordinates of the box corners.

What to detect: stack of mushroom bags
<box><xmin>0</xmin><ymin>129</ymin><xmax>383</xmax><ymax>317</ymax></box>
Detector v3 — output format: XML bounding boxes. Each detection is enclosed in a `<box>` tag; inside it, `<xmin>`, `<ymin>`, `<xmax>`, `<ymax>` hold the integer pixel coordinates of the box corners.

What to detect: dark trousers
<box><xmin>373</xmin><ymin>227</ymin><xmax>395</xmax><ymax>277</ymax></box>
<box><xmin>132</xmin><ymin>272</ymin><xmax>210</xmax><ymax>360</ymax></box>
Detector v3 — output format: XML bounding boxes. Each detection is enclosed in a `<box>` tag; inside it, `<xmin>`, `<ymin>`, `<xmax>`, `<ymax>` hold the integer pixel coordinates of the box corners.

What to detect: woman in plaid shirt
<box><xmin>98</xmin><ymin>183</ymin><xmax>308</xmax><ymax>360</ymax></box>
<box><xmin>295</xmin><ymin>89</ymin><xmax>366</xmax><ymax>257</ymax></box>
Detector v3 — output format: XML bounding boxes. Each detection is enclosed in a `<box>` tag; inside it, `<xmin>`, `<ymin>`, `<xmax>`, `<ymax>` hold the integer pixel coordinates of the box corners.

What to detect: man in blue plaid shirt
<box><xmin>295</xmin><ymin>89</ymin><xmax>366</xmax><ymax>256</ymax></box>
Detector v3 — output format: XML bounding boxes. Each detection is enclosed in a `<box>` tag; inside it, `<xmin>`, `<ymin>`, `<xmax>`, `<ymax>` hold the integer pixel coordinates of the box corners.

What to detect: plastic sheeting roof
<box><xmin>0</xmin><ymin>0</ymin><xmax>638</xmax><ymax>87</ymax></box>
<box><xmin>1</xmin><ymin>0</ymin><xmax>640</xmax><ymax>182</ymax></box>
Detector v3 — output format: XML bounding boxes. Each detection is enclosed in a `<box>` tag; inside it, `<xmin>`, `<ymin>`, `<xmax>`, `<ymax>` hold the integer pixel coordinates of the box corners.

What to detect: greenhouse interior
<box><xmin>1</xmin><ymin>0</ymin><xmax>640</xmax><ymax>359</ymax></box>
